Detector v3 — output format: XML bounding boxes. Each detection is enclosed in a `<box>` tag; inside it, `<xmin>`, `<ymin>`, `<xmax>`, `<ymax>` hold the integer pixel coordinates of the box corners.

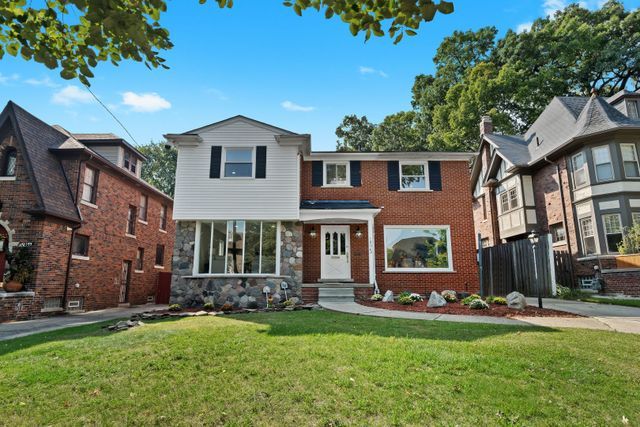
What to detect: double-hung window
<box><xmin>400</xmin><ymin>163</ymin><xmax>428</xmax><ymax>190</ymax></box>
<box><xmin>592</xmin><ymin>146</ymin><xmax>613</xmax><ymax>182</ymax></box>
<box><xmin>224</xmin><ymin>147</ymin><xmax>253</xmax><ymax>177</ymax></box>
<box><xmin>384</xmin><ymin>226</ymin><xmax>452</xmax><ymax>271</ymax></box>
<box><xmin>324</xmin><ymin>162</ymin><xmax>349</xmax><ymax>186</ymax></box>
<box><xmin>498</xmin><ymin>187</ymin><xmax>519</xmax><ymax>214</ymax></box>
<box><xmin>155</xmin><ymin>244</ymin><xmax>165</xmax><ymax>267</ymax></box>
<box><xmin>621</xmin><ymin>144</ymin><xmax>640</xmax><ymax>178</ymax></box>
<box><xmin>138</xmin><ymin>194</ymin><xmax>148</xmax><ymax>222</ymax></box>
<box><xmin>81</xmin><ymin>166</ymin><xmax>98</xmax><ymax>204</ymax></box>
<box><xmin>602</xmin><ymin>213</ymin><xmax>623</xmax><ymax>253</ymax></box>
<box><xmin>126</xmin><ymin>205</ymin><xmax>137</xmax><ymax>236</ymax></box>
<box><xmin>571</xmin><ymin>152</ymin><xmax>589</xmax><ymax>188</ymax></box>
<box><xmin>579</xmin><ymin>217</ymin><xmax>597</xmax><ymax>256</ymax></box>
<box><xmin>196</xmin><ymin>220</ymin><xmax>278</xmax><ymax>275</ymax></box>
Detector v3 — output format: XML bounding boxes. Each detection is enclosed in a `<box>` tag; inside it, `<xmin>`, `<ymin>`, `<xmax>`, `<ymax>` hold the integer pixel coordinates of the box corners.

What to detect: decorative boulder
<box><xmin>427</xmin><ymin>291</ymin><xmax>447</xmax><ymax>308</ymax></box>
<box><xmin>271</xmin><ymin>293</ymin><xmax>282</xmax><ymax>305</ymax></box>
<box><xmin>382</xmin><ymin>290</ymin><xmax>394</xmax><ymax>302</ymax></box>
<box><xmin>506</xmin><ymin>291</ymin><xmax>527</xmax><ymax>310</ymax></box>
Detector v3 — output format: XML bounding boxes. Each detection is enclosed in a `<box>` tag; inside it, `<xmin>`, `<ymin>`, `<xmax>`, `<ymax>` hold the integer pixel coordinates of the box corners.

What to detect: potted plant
<box><xmin>4</xmin><ymin>247</ymin><xmax>34</xmax><ymax>292</ymax></box>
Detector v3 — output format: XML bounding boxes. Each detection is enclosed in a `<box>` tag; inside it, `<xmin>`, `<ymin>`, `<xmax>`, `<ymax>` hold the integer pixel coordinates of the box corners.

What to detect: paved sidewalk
<box><xmin>319</xmin><ymin>299</ymin><xmax>640</xmax><ymax>334</ymax></box>
<box><xmin>0</xmin><ymin>304</ymin><xmax>168</xmax><ymax>341</ymax></box>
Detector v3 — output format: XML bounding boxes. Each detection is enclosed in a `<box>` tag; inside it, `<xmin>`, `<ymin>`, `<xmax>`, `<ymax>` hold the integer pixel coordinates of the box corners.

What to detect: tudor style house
<box><xmin>0</xmin><ymin>102</ymin><xmax>174</xmax><ymax>321</ymax></box>
<box><xmin>167</xmin><ymin>116</ymin><xmax>478</xmax><ymax>307</ymax></box>
<box><xmin>471</xmin><ymin>90</ymin><xmax>640</xmax><ymax>296</ymax></box>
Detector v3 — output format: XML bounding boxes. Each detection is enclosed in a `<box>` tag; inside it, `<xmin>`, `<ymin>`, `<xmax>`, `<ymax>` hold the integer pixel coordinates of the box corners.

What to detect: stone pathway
<box><xmin>319</xmin><ymin>299</ymin><xmax>640</xmax><ymax>334</ymax></box>
<box><xmin>0</xmin><ymin>304</ymin><xmax>168</xmax><ymax>341</ymax></box>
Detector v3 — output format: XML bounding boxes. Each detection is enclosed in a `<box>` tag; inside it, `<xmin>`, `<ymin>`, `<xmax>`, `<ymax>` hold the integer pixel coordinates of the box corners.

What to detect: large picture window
<box><xmin>196</xmin><ymin>220</ymin><xmax>278</xmax><ymax>275</ymax></box>
<box><xmin>384</xmin><ymin>226</ymin><xmax>452</xmax><ymax>272</ymax></box>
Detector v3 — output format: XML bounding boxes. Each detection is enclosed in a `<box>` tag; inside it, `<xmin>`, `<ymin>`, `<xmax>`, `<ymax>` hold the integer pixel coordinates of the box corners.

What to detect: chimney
<box><xmin>479</xmin><ymin>115</ymin><xmax>493</xmax><ymax>135</ymax></box>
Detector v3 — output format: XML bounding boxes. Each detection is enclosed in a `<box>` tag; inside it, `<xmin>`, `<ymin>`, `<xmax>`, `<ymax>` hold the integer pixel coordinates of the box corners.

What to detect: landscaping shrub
<box><xmin>461</xmin><ymin>294</ymin><xmax>481</xmax><ymax>305</ymax></box>
<box><xmin>469</xmin><ymin>299</ymin><xmax>489</xmax><ymax>310</ymax></box>
<box><xmin>491</xmin><ymin>297</ymin><xmax>507</xmax><ymax>305</ymax></box>
<box><xmin>220</xmin><ymin>303</ymin><xmax>233</xmax><ymax>312</ymax></box>
<box><xmin>370</xmin><ymin>293</ymin><xmax>383</xmax><ymax>301</ymax></box>
<box><xmin>398</xmin><ymin>291</ymin><xmax>411</xmax><ymax>299</ymax></box>
<box><xmin>441</xmin><ymin>290</ymin><xmax>458</xmax><ymax>302</ymax></box>
<box><xmin>409</xmin><ymin>293</ymin><xmax>423</xmax><ymax>302</ymax></box>
<box><xmin>283</xmin><ymin>299</ymin><xmax>295</xmax><ymax>307</ymax></box>
<box><xmin>168</xmin><ymin>304</ymin><xmax>182</xmax><ymax>312</ymax></box>
<box><xmin>203</xmin><ymin>302</ymin><xmax>214</xmax><ymax>311</ymax></box>
<box><xmin>398</xmin><ymin>295</ymin><xmax>414</xmax><ymax>305</ymax></box>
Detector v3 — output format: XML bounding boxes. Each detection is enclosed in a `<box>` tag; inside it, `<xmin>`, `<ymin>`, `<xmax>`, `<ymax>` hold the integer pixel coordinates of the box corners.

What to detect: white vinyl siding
<box><xmin>173</xmin><ymin>120</ymin><xmax>300</xmax><ymax>220</ymax></box>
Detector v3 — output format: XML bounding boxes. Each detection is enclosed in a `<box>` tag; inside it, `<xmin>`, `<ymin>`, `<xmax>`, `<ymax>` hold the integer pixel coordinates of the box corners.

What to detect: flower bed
<box><xmin>358</xmin><ymin>300</ymin><xmax>582</xmax><ymax>318</ymax></box>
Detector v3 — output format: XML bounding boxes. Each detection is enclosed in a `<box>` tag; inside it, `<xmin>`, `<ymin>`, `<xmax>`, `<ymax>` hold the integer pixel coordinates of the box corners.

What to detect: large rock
<box><xmin>382</xmin><ymin>290</ymin><xmax>394</xmax><ymax>302</ymax></box>
<box><xmin>507</xmin><ymin>291</ymin><xmax>527</xmax><ymax>310</ymax></box>
<box><xmin>427</xmin><ymin>291</ymin><xmax>447</xmax><ymax>308</ymax></box>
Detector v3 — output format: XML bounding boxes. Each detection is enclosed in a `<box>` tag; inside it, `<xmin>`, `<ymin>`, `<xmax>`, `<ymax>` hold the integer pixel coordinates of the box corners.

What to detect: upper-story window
<box><xmin>400</xmin><ymin>163</ymin><xmax>428</xmax><ymax>190</ymax></box>
<box><xmin>223</xmin><ymin>147</ymin><xmax>253</xmax><ymax>177</ymax></box>
<box><xmin>324</xmin><ymin>162</ymin><xmax>349</xmax><ymax>186</ymax></box>
<box><xmin>138</xmin><ymin>194</ymin><xmax>148</xmax><ymax>222</ymax></box>
<box><xmin>499</xmin><ymin>187</ymin><xmax>519</xmax><ymax>214</ymax></box>
<box><xmin>126</xmin><ymin>205</ymin><xmax>137</xmax><ymax>236</ymax></box>
<box><xmin>621</xmin><ymin>144</ymin><xmax>640</xmax><ymax>178</ymax></box>
<box><xmin>627</xmin><ymin>100</ymin><xmax>640</xmax><ymax>119</ymax></box>
<box><xmin>592</xmin><ymin>146</ymin><xmax>613</xmax><ymax>182</ymax></box>
<box><xmin>550</xmin><ymin>222</ymin><xmax>566</xmax><ymax>243</ymax></box>
<box><xmin>123</xmin><ymin>150</ymin><xmax>137</xmax><ymax>174</ymax></box>
<box><xmin>1</xmin><ymin>147</ymin><xmax>17</xmax><ymax>177</ymax></box>
<box><xmin>81</xmin><ymin>166</ymin><xmax>98</xmax><ymax>204</ymax></box>
<box><xmin>571</xmin><ymin>152</ymin><xmax>589</xmax><ymax>188</ymax></box>
<box><xmin>160</xmin><ymin>204</ymin><xmax>168</xmax><ymax>231</ymax></box>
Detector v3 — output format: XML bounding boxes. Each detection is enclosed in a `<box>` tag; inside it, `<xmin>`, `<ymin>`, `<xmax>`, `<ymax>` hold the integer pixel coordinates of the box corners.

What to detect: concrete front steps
<box><xmin>302</xmin><ymin>283</ymin><xmax>373</xmax><ymax>304</ymax></box>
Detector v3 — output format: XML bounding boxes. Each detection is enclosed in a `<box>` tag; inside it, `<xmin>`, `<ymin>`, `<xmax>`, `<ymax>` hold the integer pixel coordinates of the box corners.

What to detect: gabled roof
<box><xmin>182</xmin><ymin>115</ymin><xmax>300</xmax><ymax>136</ymax></box>
<box><xmin>73</xmin><ymin>132</ymin><xmax>147</xmax><ymax>161</ymax></box>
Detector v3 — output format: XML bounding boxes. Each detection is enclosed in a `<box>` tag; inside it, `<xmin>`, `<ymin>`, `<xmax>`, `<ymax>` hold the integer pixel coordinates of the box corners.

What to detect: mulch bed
<box><xmin>358</xmin><ymin>300</ymin><xmax>583</xmax><ymax>318</ymax></box>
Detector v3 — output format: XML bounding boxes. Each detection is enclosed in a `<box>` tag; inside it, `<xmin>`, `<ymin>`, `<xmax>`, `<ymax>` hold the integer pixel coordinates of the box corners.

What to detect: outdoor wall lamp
<box><xmin>354</xmin><ymin>226</ymin><xmax>363</xmax><ymax>238</ymax></box>
<box><xmin>309</xmin><ymin>226</ymin><xmax>317</xmax><ymax>238</ymax></box>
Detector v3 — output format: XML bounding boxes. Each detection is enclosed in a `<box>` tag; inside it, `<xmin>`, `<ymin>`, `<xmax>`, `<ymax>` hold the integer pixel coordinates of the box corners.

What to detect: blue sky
<box><xmin>1</xmin><ymin>0</ymin><xmax>639</xmax><ymax>151</ymax></box>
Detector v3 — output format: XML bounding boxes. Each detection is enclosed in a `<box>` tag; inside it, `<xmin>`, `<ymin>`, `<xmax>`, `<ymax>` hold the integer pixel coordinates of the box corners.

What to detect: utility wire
<box><xmin>82</xmin><ymin>83</ymin><xmax>141</xmax><ymax>147</ymax></box>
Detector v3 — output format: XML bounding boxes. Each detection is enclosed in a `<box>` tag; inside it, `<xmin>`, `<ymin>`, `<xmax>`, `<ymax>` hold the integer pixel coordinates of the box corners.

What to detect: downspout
<box><xmin>62</xmin><ymin>156</ymin><xmax>89</xmax><ymax>310</ymax></box>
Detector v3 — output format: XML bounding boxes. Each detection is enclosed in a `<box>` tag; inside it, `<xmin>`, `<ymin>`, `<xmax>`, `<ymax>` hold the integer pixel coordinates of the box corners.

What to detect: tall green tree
<box><xmin>0</xmin><ymin>0</ymin><xmax>454</xmax><ymax>85</ymax></box>
<box><xmin>371</xmin><ymin>111</ymin><xmax>423</xmax><ymax>151</ymax></box>
<box><xmin>335</xmin><ymin>115</ymin><xmax>375</xmax><ymax>152</ymax></box>
<box><xmin>138</xmin><ymin>142</ymin><xmax>177</xmax><ymax>197</ymax></box>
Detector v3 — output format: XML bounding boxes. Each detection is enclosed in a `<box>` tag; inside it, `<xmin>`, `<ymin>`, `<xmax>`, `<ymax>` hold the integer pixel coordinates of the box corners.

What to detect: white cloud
<box><xmin>0</xmin><ymin>73</ymin><xmax>20</xmax><ymax>85</ymax></box>
<box><xmin>51</xmin><ymin>85</ymin><xmax>93</xmax><ymax>106</ymax></box>
<box><xmin>359</xmin><ymin>66</ymin><xmax>388</xmax><ymax>78</ymax></box>
<box><xmin>516</xmin><ymin>22</ymin><xmax>533</xmax><ymax>33</ymax></box>
<box><xmin>281</xmin><ymin>100</ymin><xmax>315</xmax><ymax>112</ymax></box>
<box><xmin>24</xmin><ymin>76</ymin><xmax>59</xmax><ymax>88</ymax></box>
<box><xmin>121</xmin><ymin>91</ymin><xmax>171</xmax><ymax>113</ymax></box>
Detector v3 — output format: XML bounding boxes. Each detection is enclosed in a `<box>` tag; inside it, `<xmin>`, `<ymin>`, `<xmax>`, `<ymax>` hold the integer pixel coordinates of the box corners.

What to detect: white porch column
<box><xmin>367</xmin><ymin>217</ymin><xmax>376</xmax><ymax>285</ymax></box>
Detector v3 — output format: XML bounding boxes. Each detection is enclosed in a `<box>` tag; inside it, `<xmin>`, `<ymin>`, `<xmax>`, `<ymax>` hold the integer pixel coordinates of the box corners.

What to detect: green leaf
<box><xmin>438</xmin><ymin>1</ymin><xmax>454</xmax><ymax>14</ymax></box>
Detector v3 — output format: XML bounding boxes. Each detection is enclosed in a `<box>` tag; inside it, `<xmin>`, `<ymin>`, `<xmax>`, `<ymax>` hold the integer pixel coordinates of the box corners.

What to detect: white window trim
<box><xmin>579</xmin><ymin>216</ymin><xmax>599</xmax><ymax>256</ymax></box>
<box><xmin>571</xmin><ymin>152</ymin><xmax>589</xmax><ymax>189</ymax></box>
<box><xmin>497</xmin><ymin>186</ymin><xmax>520</xmax><ymax>215</ymax></box>
<box><xmin>154</xmin><ymin>265</ymin><xmax>165</xmax><ymax>269</ymax></box>
<box><xmin>0</xmin><ymin>176</ymin><xmax>16</xmax><ymax>181</ymax></box>
<box><xmin>125</xmin><ymin>233</ymin><xmax>136</xmax><ymax>239</ymax></box>
<box><xmin>192</xmin><ymin>220</ymin><xmax>282</xmax><ymax>276</ymax></box>
<box><xmin>134</xmin><ymin>269</ymin><xmax>144</xmax><ymax>274</ymax></box>
<box><xmin>80</xmin><ymin>199</ymin><xmax>98</xmax><ymax>209</ymax></box>
<box><xmin>137</xmin><ymin>219</ymin><xmax>148</xmax><ymax>225</ymax></box>
<box><xmin>592</xmin><ymin>145</ymin><xmax>614</xmax><ymax>183</ymax></box>
<box><xmin>71</xmin><ymin>254</ymin><xmax>90</xmax><ymax>261</ymax></box>
<box><xmin>399</xmin><ymin>161</ymin><xmax>430</xmax><ymax>192</ymax></box>
<box><xmin>159</xmin><ymin>228</ymin><xmax>167</xmax><ymax>234</ymax></box>
<box><xmin>383</xmin><ymin>225</ymin><xmax>454</xmax><ymax>273</ymax></box>
<box><xmin>602</xmin><ymin>213</ymin><xmax>623</xmax><ymax>254</ymax></box>
<box><xmin>222</xmin><ymin>147</ymin><xmax>255</xmax><ymax>179</ymax></box>
<box><xmin>323</xmin><ymin>161</ymin><xmax>350</xmax><ymax>187</ymax></box>
<box><xmin>621</xmin><ymin>143</ymin><xmax>640</xmax><ymax>179</ymax></box>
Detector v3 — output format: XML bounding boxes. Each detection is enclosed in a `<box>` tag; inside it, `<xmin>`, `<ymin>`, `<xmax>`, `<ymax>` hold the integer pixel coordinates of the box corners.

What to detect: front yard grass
<box><xmin>578</xmin><ymin>296</ymin><xmax>640</xmax><ymax>308</ymax></box>
<box><xmin>1</xmin><ymin>311</ymin><xmax>639</xmax><ymax>426</ymax></box>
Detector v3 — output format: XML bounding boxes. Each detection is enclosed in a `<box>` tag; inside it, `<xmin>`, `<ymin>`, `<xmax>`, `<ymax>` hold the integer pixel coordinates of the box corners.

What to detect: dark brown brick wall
<box><xmin>601</xmin><ymin>270</ymin><xmax>640</xmax><ymax>296</ymax></box>
<box><xmin>301</xmin><ymin>159</ymin><xmax>479</xmax><ymax>295</ymax></box>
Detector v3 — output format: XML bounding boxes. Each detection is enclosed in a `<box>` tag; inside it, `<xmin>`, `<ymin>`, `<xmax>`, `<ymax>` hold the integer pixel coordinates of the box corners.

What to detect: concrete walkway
<box><xmin>0</xmin><ymin>304</ymin><xmax>168</xmax><ymax>341</ymax></box>
<box><xmin>319</xmin><ymin>299</ymin><xmax>640</xmax><ymax>334</ymax></box>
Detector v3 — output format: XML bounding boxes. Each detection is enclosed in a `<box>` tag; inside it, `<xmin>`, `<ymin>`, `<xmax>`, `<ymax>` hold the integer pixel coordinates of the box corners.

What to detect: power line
<box><xmin>82</xmin><ymin>83</ymin><xmax>141</xmax><ymax>147</ymax></box>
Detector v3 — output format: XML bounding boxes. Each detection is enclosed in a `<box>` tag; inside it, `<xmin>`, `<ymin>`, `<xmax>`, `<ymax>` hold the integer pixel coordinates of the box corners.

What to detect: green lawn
<box><xmin>578</xmin><ymin>296</ymin><xmax>640</xmax><ymax>308</ymax></box>
<box><xmin>1</xmin><ymin>311</ymin><xmax>639</xmax><ymax>426</ymax></box>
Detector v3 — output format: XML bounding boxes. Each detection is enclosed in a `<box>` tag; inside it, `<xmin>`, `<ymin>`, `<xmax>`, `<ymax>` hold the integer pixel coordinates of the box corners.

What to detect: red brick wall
<box><xmin>300</xmin><ymin>160</ymin><xmax>479</xmax><ymax>295</ymax></box>
<box><xmin>602</xmin><ymin>270</ymin><xmax>640</xmax><ymax>296</ymax></box>
<box><xmin>66</xmin><ymin>161</ymin><xmax>175</xmax><ymax>310</ymax></box>
<box><xmin>472</xmin><ymin>144</ymin><xmax>500</xmax><ymax>247</ymax></box>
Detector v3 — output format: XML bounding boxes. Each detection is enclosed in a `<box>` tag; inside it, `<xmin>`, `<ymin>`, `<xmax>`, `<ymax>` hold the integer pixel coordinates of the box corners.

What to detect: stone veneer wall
<box><xmin>171</xmin><ymin>221</ymin><xmax>303</xmax><ymax>308</ymax></box>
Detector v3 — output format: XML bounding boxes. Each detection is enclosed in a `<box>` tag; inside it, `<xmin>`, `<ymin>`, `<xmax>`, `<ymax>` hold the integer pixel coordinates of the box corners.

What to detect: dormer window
<box><xmin>123</xmin><ymin>150</ymin><xmax>137</xmax><ymax>174</ymax></box>
<box><xmin>627</xmin><ymin>100</ymin><xmax>639</xmax><ymax>119</ymax></box>
<box><xmin>1</xmin><ymin>147</ymin><xmax>17</xmax><ymax>177</ymax></box>
<box><xmin>223</xmin><ymin>147</ymin><xmax>253</xmax><ymax>178</ymax></box>
<box><xmin>324</xmin><ymin>162</ymin><xmax>349</xmax><ymax>186</ymax></box>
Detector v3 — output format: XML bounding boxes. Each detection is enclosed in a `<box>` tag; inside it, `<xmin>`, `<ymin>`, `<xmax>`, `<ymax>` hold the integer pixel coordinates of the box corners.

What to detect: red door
<box><xmin>156</xmin><ymin>272</ymin><xmax>172</xmax><ymax>304</ymax></box>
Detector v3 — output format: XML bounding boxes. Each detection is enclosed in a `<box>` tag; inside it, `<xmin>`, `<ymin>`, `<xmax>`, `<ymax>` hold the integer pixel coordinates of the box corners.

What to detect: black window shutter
<box><xmin>350</xmin><ymin>161</ymin><xmax>361</xmax><ymax>187</ymax></box>
<box><xmin>387</xmin><ymin>161</ymin><xmax>400</xmax><ymax>191</ymax></box>
<box><xmin>210</xmin><ymin>146</ymin><xmax>222</xmax><ymax>179</ymax></box>
<box><xmin>429</xmin><ymin>161</ymin><xmax>442</xmax><ymax>191</ymax></box>
<box><xmin>255</xmin><ymin>146</ymin><xmax>267</xmax><ymax>179</ymax></box>
<box><xmin>312</xmin><ymin>161</ymin><xmax>323</xmax><ymax>187</ymax></box>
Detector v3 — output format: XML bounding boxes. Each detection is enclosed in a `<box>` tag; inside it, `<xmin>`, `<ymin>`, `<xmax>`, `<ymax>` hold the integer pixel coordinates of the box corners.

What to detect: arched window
<box><xmin>2</xmin><ymin>148</ymin><xmax>17</xmax><ymax>177</ymax></box>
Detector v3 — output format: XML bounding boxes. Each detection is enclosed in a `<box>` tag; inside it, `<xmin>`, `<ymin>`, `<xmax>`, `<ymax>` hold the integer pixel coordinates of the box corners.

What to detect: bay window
<box><xmin>592</xmin><ymin>146</ymin><xmax>613</xmax><ymax>182</ymax></box>
<box><xmin>196</xmin><ymin>220</ymin><xmax>278</xmax><ymax>275</ymax></box>
<box><xmin>602</xmin><ymin>213</ymin><xmax>622</xmax><ymax>253</ymax></box>
<box><xmin>384</xmin><ymin>226</ymin><xmax>452</xmax><ymax>271</ymax></box>
<box><xmin>571</xmin><ymin>152</ymin><xmax>589</xmax><ymax>188</ymax></box>
<box><xmin>579</xmin><ymin>217</ymin><xmax>597</xmax><ymax>256</ymax></box>
<box><xmin>621</xmin><ymin>144</ymin><xmax>640</xmax><ymax>178</ymax></box>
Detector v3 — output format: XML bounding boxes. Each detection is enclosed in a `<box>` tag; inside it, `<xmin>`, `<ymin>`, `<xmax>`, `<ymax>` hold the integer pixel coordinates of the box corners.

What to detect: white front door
<box><xmin>321</xmin><ymin>225</ymin><xmax>351</xmax><ymax>280</ymax></box>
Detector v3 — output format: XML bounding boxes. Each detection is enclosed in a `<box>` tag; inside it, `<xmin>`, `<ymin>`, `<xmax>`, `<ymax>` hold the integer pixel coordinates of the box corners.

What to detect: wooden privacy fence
<box><xmin>479</xmin><ymin>234</ymin><xmax>562</xmax><ymax>297</ymax></box>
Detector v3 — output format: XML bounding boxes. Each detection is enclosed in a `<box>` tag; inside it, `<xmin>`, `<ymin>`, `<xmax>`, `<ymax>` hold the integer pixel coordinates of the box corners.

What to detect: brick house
<box><xmin>470</xmin><ymin>90</ymin><xmax>640</xmax><ymax>296</ymax></box>
<box><xmin>167</xmin><ymin>116</ymin><xmax>478</xmax><ymax>307</ymax></box>
<box><xmin>0</xmin><ymin>101</ymin><xmax>174</xmax><ymax>321</ymax></box>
